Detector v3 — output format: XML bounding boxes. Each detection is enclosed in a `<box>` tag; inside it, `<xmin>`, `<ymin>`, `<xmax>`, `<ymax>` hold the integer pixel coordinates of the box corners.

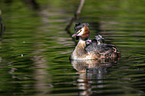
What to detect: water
<box><xmin>0</xmin><ymin>0</ymin><xmax>145</xmax><ymax>96</ymax></box>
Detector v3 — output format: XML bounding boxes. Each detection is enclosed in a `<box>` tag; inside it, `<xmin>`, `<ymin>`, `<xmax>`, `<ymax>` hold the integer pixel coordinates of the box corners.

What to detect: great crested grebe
<box><xmin>71</xmin><ymin>23</ymin><xmax>120</xmax><ymax>60</ymax></box>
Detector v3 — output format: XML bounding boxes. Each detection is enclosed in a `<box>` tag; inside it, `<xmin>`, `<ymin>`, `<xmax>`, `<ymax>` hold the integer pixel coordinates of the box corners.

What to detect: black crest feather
<box><xmin>74</xmin><ymin>23</ymin><xmax>89</xmax><ymax>33</ymax></box>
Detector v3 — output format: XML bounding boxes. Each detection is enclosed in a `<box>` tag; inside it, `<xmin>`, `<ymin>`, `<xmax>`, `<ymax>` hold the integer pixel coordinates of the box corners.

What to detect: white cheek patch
<box><xmin>77</xmin><ymin>28</ymin><xmax>84</xmax><ymax>36</ymax></box>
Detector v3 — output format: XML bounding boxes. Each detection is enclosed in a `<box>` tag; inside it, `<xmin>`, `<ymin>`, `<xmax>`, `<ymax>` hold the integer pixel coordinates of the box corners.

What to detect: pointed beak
<box><xmin>72</xmin><ymin>33</ymin><xmax>77</xmax><ymax>37</ymax></box>
<box><xmin>72</xmin><ymin>29</ymin><xmax>81</xmax><ymax>37</ymax></box>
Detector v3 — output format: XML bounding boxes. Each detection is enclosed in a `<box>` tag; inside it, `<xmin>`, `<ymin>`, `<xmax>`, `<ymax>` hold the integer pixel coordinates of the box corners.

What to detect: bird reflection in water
<box><xmin>71</xmin><ymin>57</ymin><xmax>119</xmax><ymax>95</ymax></box>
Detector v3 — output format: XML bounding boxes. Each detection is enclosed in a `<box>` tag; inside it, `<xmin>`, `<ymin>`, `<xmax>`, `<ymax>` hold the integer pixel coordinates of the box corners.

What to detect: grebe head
<box><xmin>72</xmin><ymin>23</ymin><xmax>90</xmax><ymax>40</ymax></box>
<box><xmin>95</xmin><ymin>35</ymin><xmax>104</xmax><ymax>45</ymax></box>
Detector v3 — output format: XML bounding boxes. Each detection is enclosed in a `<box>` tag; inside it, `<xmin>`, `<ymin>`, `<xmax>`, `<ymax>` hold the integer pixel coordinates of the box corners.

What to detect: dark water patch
<box><xmin>0</xmin><ymin>0</ymin><xmax>145</xmax><ymax>96</ymax></box>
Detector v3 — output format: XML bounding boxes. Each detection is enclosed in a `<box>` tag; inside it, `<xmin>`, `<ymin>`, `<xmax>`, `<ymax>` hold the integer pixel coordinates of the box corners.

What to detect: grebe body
<box><xmin>71</xmin><ymin>23</ymin><xmax>120</xmax><ymax>60</ymax></box>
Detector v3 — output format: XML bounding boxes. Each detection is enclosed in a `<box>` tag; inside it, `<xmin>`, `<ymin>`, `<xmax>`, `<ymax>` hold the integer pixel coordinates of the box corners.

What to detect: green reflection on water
<box><xmin>0</xmin><ymin>0</ymin><xmax>145</xmax><ymax>96</ymax></box>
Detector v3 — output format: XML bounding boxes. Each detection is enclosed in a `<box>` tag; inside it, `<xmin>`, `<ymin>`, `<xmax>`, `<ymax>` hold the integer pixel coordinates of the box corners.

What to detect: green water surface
<box><xmin>0</xmin><ymin>0</ymin><xmax>145</xmax><ymax>96</ymax></box>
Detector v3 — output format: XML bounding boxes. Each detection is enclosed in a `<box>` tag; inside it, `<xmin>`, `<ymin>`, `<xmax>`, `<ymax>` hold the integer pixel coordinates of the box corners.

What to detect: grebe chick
<box><xmin>71</xmin><ymin>23</ymin><xmax>120</xmax><ymax>60</ymax></box>
<box><xmin>85</xmin><ymin>35</ymin><xmax>118</xmax><ymax>55</ymax></box>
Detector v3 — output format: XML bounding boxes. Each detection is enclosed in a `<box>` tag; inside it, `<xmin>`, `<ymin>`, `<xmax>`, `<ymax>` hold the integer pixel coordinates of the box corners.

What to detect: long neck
<box><xmin>72</xmin><ymin>38</ymin><xmax>86</xmax><ymax>57</ymax></box>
